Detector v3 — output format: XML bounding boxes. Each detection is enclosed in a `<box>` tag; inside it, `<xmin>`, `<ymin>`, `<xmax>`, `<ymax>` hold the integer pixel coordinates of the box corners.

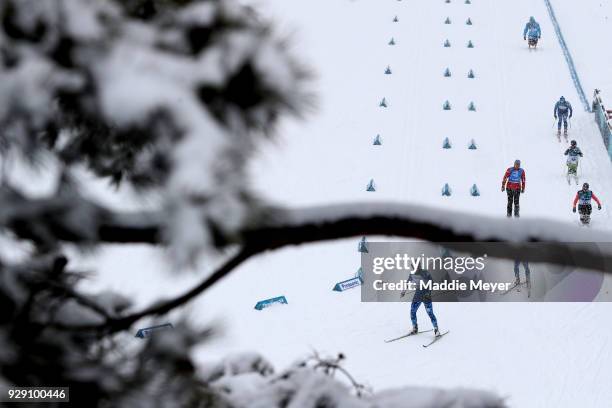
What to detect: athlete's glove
<box><xmin>523</xmin><ymin>36</ymin><xmax>526</xmax><ymax>40</ymax></box>
<box><xmin>554</xmin><ymin>115</ymin><xmax>557</xmax><ymax>119</ymax></box>
<box><xmin>521</xmin><ymin>188</ymin><xmax>525</xmax><ymax>193</ymax></box>
<box><xmin>501</xmin><ymin>186</ymin><xmax>505</xmax><ymax>192</ymax></box>
<box><xmin>598</xmin><ymin>205</ymin><xmax>602</xmax><ymax>210</ymax></box>
<box><xmin>572</xmin><ymin>207</ymin><xmax>576</xmax><ymax>213</ymax></box>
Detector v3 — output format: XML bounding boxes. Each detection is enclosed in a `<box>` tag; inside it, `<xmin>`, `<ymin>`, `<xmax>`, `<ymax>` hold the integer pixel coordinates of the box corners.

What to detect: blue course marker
<box><xmin>366</xmin><ymin>179</ymin><xmax>376</xmax><ymax>191</ymax></box>
<box><xmin>442</xmin><ymin>183</ymin><xmax>452</xmax><ymax>196</ymax></box>
<box><xmin>358</xmin><ymin>236</ymin><xmax>369</xmax><ymax>253</ymax></box>
<box><xmin>333</xmin><ymin>276</ymin><xmax>362</xmax><ymax>292</ymax></box>
<box><xmin>254</xmin><ymin>296</ymin><xmax>288</xmax><ymax>311</ymax></box>
<box><xmin>135</xmin><ymin>323</ymin><xmax>174</xmax><ymax>339</ymax></box>
<box><xmin>470</xmin><ymin>184</ymin><xmax>481</xmax><ymax>196</ymax></box>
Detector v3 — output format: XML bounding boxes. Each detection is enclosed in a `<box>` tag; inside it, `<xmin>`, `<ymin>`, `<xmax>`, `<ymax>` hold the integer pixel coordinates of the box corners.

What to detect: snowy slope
<box><xmin>77</xmin><ymin>1</ymin><xmax>612</xmax><ymax>407</ymax></box>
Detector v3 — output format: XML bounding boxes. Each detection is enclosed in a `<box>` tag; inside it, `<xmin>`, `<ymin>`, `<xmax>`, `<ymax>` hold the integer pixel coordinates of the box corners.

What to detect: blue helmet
<box><xmin>560</xmin><ymin>96</ymin><xmax>565</xmax><ymax>102</ymax></box>
<box><xmin>529</xmin><ymin>16</ymin><xmax>535</xmax><ymax>23</ymax></box>
<box><xmin>514</xmin><ymin>159</ymin><xmax>521</xmax><ymax>167</ymax></box>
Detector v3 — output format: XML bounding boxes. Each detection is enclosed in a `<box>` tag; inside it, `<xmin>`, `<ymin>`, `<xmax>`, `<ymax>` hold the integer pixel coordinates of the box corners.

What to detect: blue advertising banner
<box><xmin>254</xmin><ymin>296</ymin><xmax>288</xmax><ymax>310</ymax></box>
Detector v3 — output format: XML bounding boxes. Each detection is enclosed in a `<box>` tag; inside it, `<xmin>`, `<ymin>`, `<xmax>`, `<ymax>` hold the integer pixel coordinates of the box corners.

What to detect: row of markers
<box><xmin>255</xmin><ymin>2</ymin><xmax>487</xmax><ymax>310</ymax></box>
<box><xmin>440</xmin><ymin>0</ymin><xmax>480</xmax><ymax>197</ymax></box>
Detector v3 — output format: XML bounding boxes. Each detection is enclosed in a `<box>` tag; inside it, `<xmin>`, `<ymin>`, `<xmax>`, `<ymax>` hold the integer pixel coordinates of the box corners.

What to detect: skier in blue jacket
<box><xmin>554</xmin><ymin>96</ymin><xmax>573</xmax><ymax>139</ymax></box>
<box><xmin>523</xmin><ymin>16</ymin><xmax>541</xmax><ymax>48</ymax></box>
<box><xmin>406</xmin><ymin>269</ymin><xmax>440</xmax><ymax>337</ymax></box>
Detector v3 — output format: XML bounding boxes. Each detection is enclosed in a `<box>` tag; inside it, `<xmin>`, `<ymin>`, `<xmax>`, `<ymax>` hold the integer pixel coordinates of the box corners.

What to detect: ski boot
<box><xmin>434</xmin><ymin>327</ymin><xmax>440</xmax><ymax>337</ymax></box>
<box><xmin>410</xmin><ymin>325</ymin><xmax>418</xmax><ymax>335</ymax></box>
<box><xmin>514</xmin><ymin>207</ymin><xmax>520</xmax><ymax>218</ymax></box>
<box><xmin>564</xmin><ymin>128</ymin><xmax>568</xmax><ymax>142</ymax></box>
<box><xmin>514</xmin><ymin>277</ymin><xmax>520</xmax><ymax>286</ymax></box>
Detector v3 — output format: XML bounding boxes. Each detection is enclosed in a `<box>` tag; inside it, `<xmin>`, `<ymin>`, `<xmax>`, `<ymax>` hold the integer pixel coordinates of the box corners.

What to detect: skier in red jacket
<box><xmin>501</xmin><ymin>160</ymin><xmax>526</xmax><ymax>218</ymax></box>
<box><xmin>572</xmin><ymin>182</ymin><xmax>602</xmax><ymax>225</ymax></box>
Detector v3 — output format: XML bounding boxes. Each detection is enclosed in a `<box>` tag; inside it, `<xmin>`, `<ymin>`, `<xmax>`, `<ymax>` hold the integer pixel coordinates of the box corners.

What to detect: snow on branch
<box><xmin>45</xmin><ymin>201</ymin><xmax>612</xmax><ymax>333</ymax></box>
<box><xmin>0</xmin><ymin>0</ymin><xmax>312</xmax><ymax>265</ymax></box>
<box><xmin>4</xmin><ymin>195</ymin><xmax>612</xmax><ymax>272</ymax></box>
<box><xmin>204</xmin><ymin>351</ymin><xmax>506</xmax><ymax>408</ymax></box>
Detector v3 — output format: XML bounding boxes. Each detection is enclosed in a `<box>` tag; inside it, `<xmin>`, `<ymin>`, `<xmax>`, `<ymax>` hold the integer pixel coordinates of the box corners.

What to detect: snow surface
<box><xmin>77</xmin><ymin>1</ymin><xmax>612</xmax><ymax>407</ymax></box>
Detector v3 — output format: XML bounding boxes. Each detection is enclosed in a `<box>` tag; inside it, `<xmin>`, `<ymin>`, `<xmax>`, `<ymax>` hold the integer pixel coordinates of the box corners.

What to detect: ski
<box><xmin>385</xmin><ymin>329</ymin><xmax>433</xmax><ymax>343</ymax></box>
<box><xmin>422</xmin><ymin>331</ymin><xmax>450</xmax><ymax>348</ymax></box>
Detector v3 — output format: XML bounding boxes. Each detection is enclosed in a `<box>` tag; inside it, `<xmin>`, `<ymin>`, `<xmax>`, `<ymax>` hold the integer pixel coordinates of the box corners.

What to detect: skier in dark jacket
<box><xmin>554</xmin><ymin>96</ymin><xmax>573</xmax><ymax>139</ymax></box>
<box><xmin>564</xmin><ymin>140</ymin><xmax>583</xmax><ymax>185</ymax></box>
<box><xmin>501</xmin><ymin>160</ymin><xmax>526</xmax><ymax>217</ymax></box>
<box><xmin>407</xmin><ymin>269</ymin><xmax>439</xmax><ymax>337</ymax></box>
<box><xmin>573</xmin><ymin>182</ymin><xmax>602</xmax><ymax>225</ymax></box>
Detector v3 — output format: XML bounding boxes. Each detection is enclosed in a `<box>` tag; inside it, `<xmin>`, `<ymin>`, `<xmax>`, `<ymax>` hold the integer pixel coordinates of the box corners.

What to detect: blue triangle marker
<box><xmin>468</xmin><ymin>101</ymin><xmax>476</xmax><ymax>111</ymax></box>
<box><xmin>385</xmin><ymin>66</ymin><xmax>392</xmax><ymax>75</ymax></box>
<box><xmin>443</xmin><ymin>100</ymin><xmax>451</xmax><ymax>110</ymax></box>
<box><xmin>358</xmin><ymin>236</ymin><xmax>369</xmax><ymax>253</ymax></box>
<box><xmin>393</xmin><ymin>16</ymin><xmax>399</xmax><ymax>22</ymax></box>
<box><xmin>470</xmin><ymin>184</ymin><xmax>480</xmax><ymax>196</ymax></box>
<box><xmin>373</xmin><ymin>134</ymin><xmax>382</xmax><ymax>145</ymax></box>
<box><xmin>467</xmin><ymin>40</ymin><xmax>474</xmax><ymax>48</ymax></box>
<box><xmin>445</xmin><ymin>17</ymin><xmax>451</xmax><ymax>24</ymax></box>
<box><xmin>444</xmin><ymin>39</ymin><xmax>451</xmax><ymax>47</ymax></box>
<box><xmin>468</xmin><ymin>139</ymin><xmax>477</xmax><ymax>149</ymax></box>
<box><xmin>443</xmin><ymin>137</ymin><xmax>452</xmax><ymax>149</ymax></box>
<box><xmin>444</xmin><ymin>67</ymin><xmax>451</xmax><ymax>77</ymax></box>
<box><xmin>468</xmin><ymin>69</ymin><xmax>475</xmax><ymax>78</ymax></box>
<box><xmin>466</xmin><ymin>18</ymin><xmax>473</xmax><ymax>25</ymax></box>
<box><xmin>366</xmin><ymin>179</ymin><xmax>376</xmax><ymax>191</ymax></box>
<box><xmin>379</xmin><ymin>98</ymin><xmax>388</xmax><ymax>107</ymax></box>
<box><xmin>465</xmin><ymin>0</ymin><xmax>471</xmax><ymax>4</ymax></box>
<box><xmin>135</xmin><ymin>323</ymin><xmax>173</xmax><ymax>339</ymax></box>
<box><xmin>442</xmin><ymin>183</ymin><xmax>452</xmax><ymax>196</ymax></box>
<box><xmin>389</xmin><ymin>37</ymin><xmax>395</xmax><ymax>45</ymax></box>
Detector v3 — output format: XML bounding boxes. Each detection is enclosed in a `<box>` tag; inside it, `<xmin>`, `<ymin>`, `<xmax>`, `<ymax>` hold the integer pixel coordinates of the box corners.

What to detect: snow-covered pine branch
<box><xmin>203</xmin><ymin>351</ymin><xmax>506</xmax><ymax>408</ymax></box>
<box><xmin>0</xmin><ymin>0</ymin><xmax>311</xmax><ymax>264</ymax></box>
<box><xmin>3</xmin><ymin>188</ymin><xmax>612</xmax><ymax>272</ymax></box>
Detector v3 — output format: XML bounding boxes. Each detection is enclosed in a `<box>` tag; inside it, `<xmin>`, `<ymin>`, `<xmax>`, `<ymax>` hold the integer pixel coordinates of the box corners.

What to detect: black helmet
<box><xmin>583</xmin><ymin>182</ymin><xmax>589</xmax><ymax>190</ymax></box>
<box><xmin>570</xmin><ymin>140</ymin><xmax>577</xmax><ymax>146</ymax></box>
<box><xmin>514</xmin><ymin>159</ymin><xmax>521</xmax><ymax>166</ymax></box>
<box><xmin>560</xmin><ymin>96</ymin><xmax>565</xmax><ymax>101</ymax></box>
